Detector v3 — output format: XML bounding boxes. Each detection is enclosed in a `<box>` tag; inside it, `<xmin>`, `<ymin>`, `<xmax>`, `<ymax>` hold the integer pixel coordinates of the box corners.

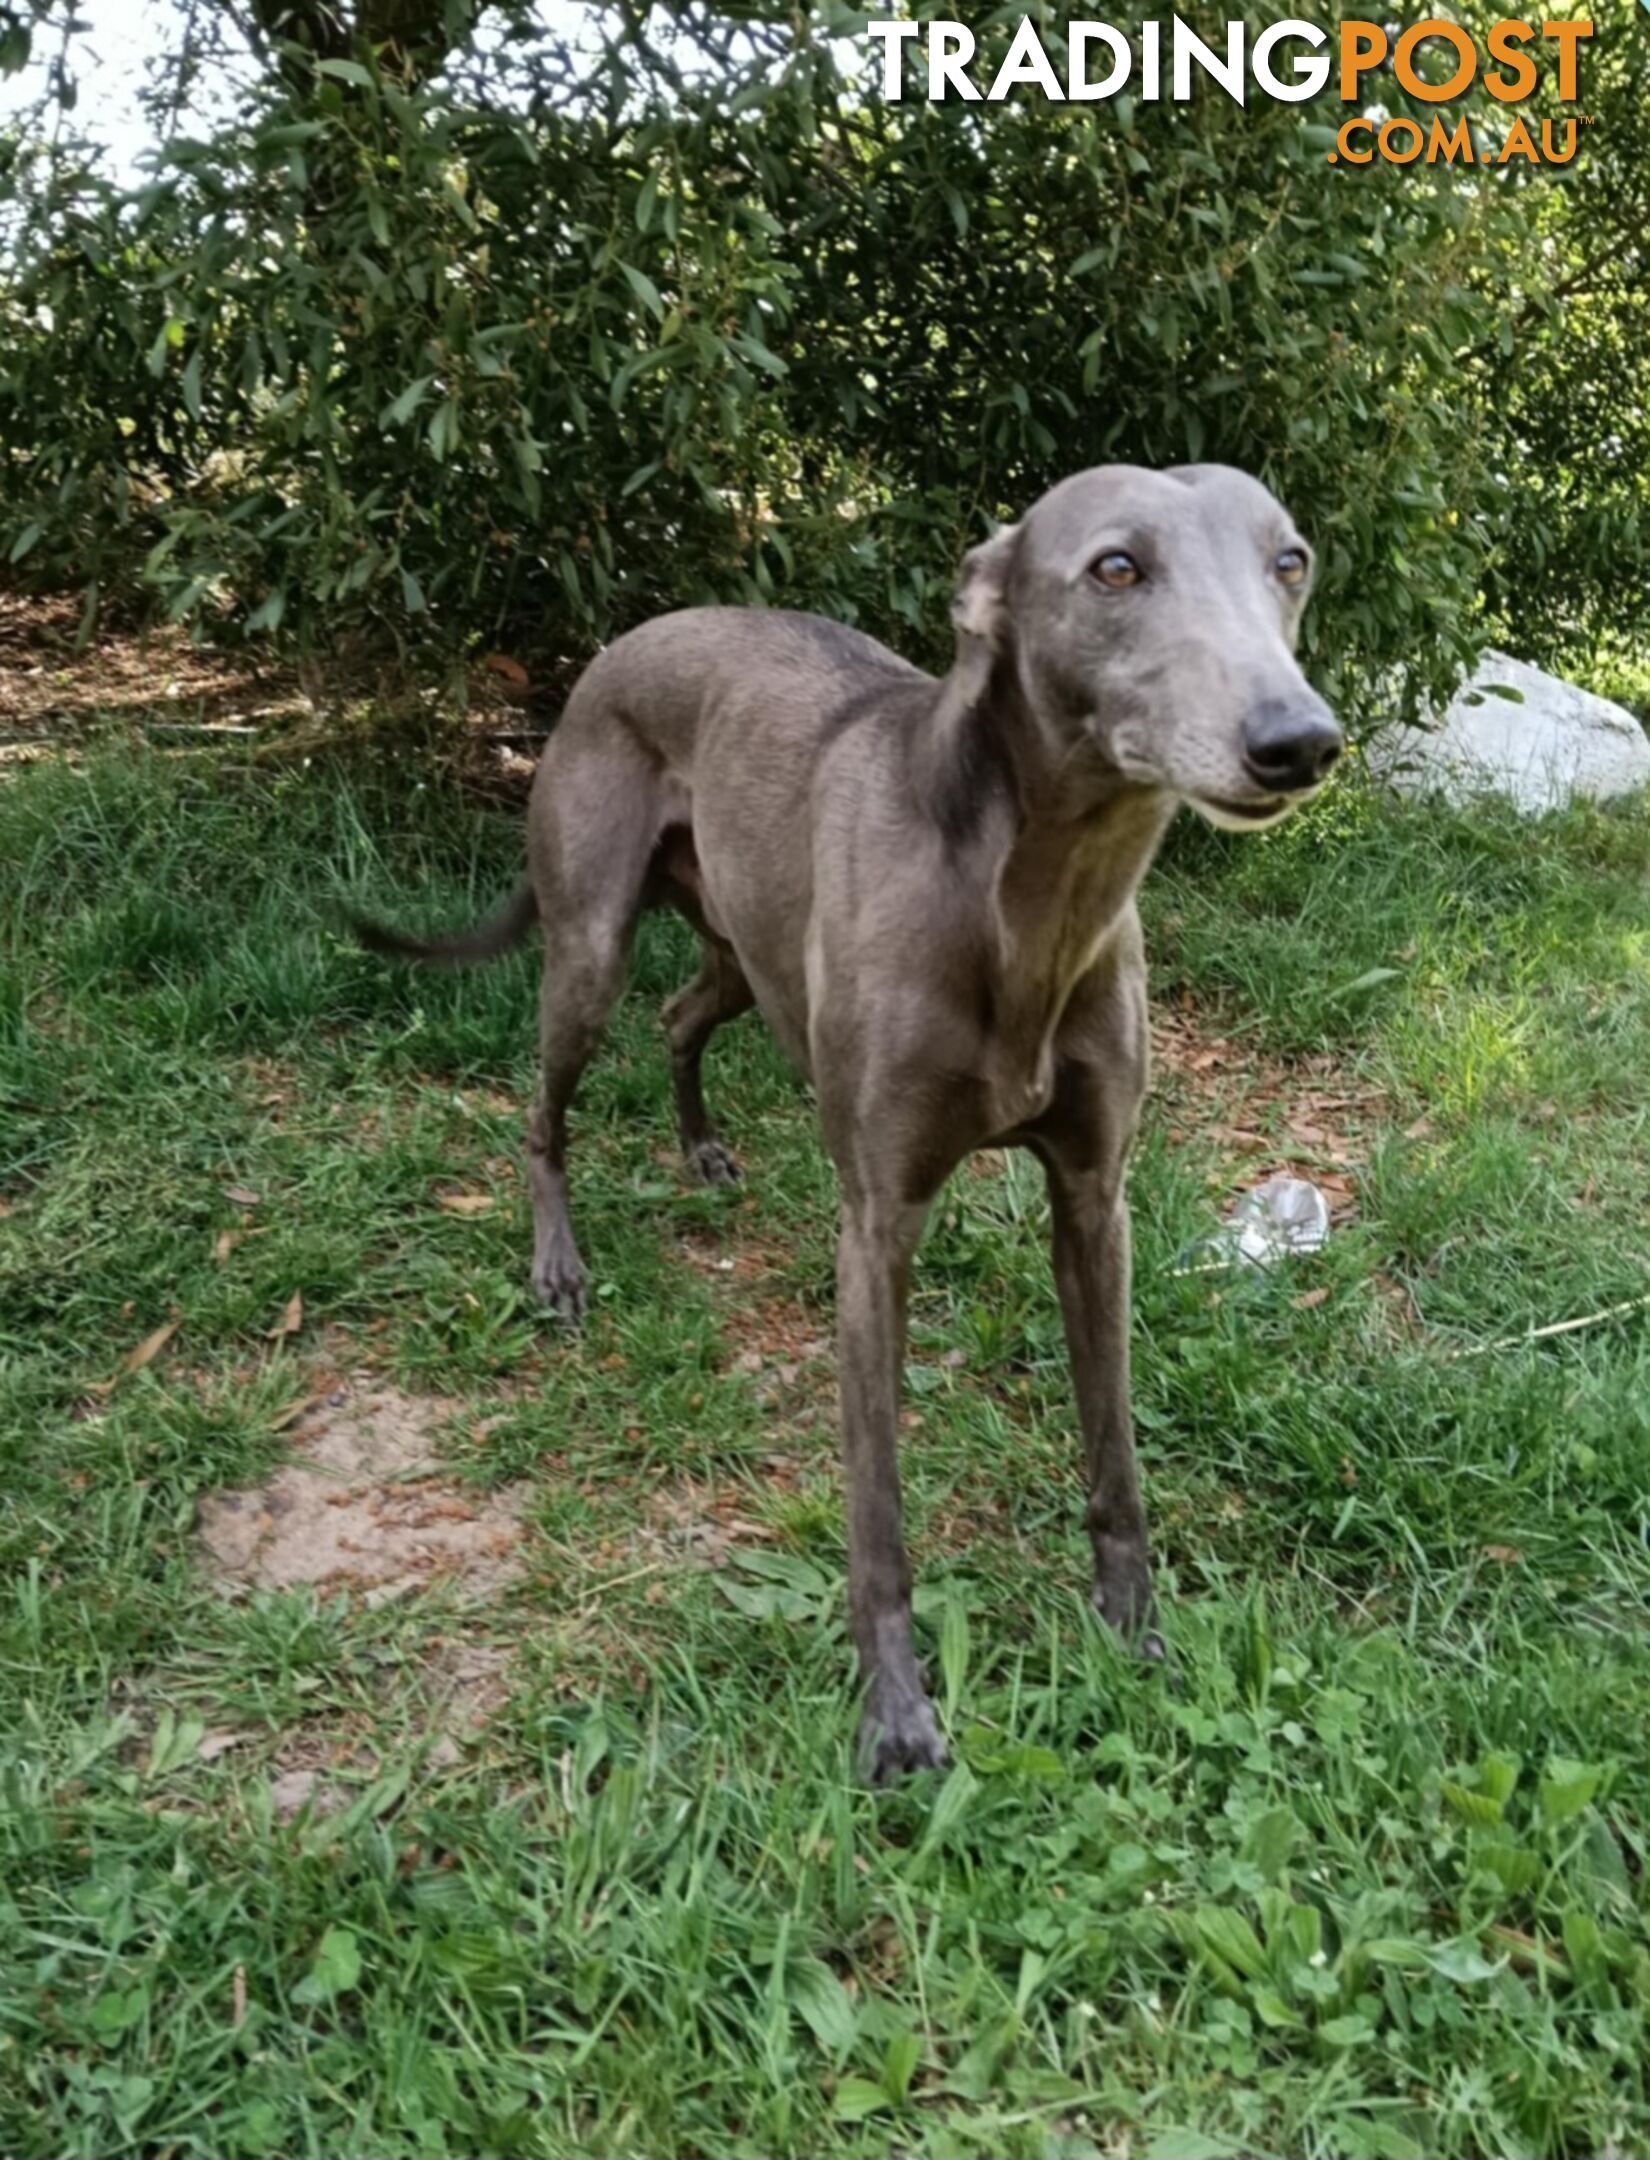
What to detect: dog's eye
<box><xmin>1091</xmin><ymin>551</ymin><xmax>1142</xmax><ymax>589</ymax></box>
<box><xmin>1275</xmin><ymin>547</ymin><xmax>1309</xmax><ymax>587</ymax></box>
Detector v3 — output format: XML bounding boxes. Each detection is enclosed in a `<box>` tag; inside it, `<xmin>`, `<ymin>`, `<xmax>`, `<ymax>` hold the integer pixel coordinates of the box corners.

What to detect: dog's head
<box><xmin>953</xmin><ymin>463</ymin><xmax>1342</xmax><ymax>829</ymax></box>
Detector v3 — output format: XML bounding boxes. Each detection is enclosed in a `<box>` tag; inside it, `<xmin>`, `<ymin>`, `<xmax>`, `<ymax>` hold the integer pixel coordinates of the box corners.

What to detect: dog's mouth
<box><xmin>1188</xmin><ymin>791</ymin><xmax>1295</xmax><ymax>831</ymax></box>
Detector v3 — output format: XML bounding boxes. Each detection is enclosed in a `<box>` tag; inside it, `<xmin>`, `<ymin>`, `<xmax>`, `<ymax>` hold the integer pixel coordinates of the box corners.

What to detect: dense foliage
<box><xmin>1476</xmin><ymin>19</ymin><xmax>1650</xmax><ymax>676</ymax></box>
<box><xmin>0</xmin><ymin>1</ymin><xmax>1644</xmax><ymax>725</ymax></box>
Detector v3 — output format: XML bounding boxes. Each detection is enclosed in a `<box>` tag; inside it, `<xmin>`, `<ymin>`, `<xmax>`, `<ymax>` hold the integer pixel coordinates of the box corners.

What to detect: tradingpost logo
<box><xmin>864</xmin><ymin>14</ymin><xmax>1599</xmax><ymax>166</ymax></box>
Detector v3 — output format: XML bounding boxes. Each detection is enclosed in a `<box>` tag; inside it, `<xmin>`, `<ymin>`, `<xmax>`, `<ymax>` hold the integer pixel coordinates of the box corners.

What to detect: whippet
<box><xmin>355</xmin><ymin>463</ymin><xmax>1343</xmax><ymax>1778</ymax></box>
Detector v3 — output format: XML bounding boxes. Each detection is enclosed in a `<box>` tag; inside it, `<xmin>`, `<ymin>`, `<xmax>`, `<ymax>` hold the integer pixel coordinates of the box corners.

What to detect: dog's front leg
<box><xmin>1044</xmin><ymin>1161</ymin><xmax>1159</xmax><ymax>1650</ymax></box>
<box><xmin>1028</xmin><ymin>1000</ymin><xmax>1161</xmax><ymax>1656</ymax></box>
<box><xmin>835</xmin><ymin>1194</ymin><xmax>945</xmax><ymax>1781</ymax></box>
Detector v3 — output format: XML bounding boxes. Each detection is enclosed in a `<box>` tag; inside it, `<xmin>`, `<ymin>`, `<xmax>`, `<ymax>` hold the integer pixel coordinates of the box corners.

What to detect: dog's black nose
<box><xmin>1241</xmin><ymin>699</ymin><xmax>1344</xmax><ymax>794</ymax></box>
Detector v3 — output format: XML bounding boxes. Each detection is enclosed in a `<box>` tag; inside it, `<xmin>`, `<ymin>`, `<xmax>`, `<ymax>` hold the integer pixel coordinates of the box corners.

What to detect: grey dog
<box><xmin>356</xmin><ymin>462</ymin><xmax>1343</xmax><ymax>1780</ymax></box>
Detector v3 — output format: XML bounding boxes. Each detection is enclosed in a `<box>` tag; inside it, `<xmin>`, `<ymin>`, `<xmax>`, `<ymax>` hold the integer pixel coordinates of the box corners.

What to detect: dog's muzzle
<box><xmin>1241</xmin><ymin>697</ymin><xmax>1344</xmax><ymax>796</ymax></box>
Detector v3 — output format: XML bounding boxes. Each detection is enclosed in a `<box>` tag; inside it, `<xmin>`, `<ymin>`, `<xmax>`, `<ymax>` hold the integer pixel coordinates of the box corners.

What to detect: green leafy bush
<box><xmin>0</xmin><ymin>1</ymin><xmax>1642</xmax><ymax>728</ymax></box>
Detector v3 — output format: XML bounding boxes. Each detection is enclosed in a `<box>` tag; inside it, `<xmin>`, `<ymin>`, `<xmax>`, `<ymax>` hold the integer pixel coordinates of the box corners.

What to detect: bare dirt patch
<box><xmin>418</xmin><ymin>1636</ymin><xmax>516</xmax><ymax>1728</ymax></box>
<box><xmin>198</xmin><ymin>1381</ymin><xmax>529</xmax><ymax>1605</ymax></box>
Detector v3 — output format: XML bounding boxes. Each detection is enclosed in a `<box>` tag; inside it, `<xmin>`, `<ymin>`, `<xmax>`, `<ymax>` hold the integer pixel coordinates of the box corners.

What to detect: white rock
<box><xmin>1371</xmin><ymin>651</ymin><xmax>1650</xmax><ymax>813</ymax></box>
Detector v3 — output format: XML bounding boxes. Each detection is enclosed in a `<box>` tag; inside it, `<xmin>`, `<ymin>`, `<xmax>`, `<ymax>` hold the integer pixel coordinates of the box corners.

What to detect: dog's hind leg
<box><xmin>525</xmin><ymin>742</ymin><xmax>660</xmax><ymax>1322</ymax></box>
<box><xmin>526</xmin><ymin>952</ymin><xmax>623</xmax><ymax>1323</ymax></box>
<box><xmin>833</xmin><ymin>1184</ymin><xmax>946</xmax><ymax>1781</ymax></box>
<box><xmin>662</xmin><ymin>940</ymin><xmax>754</xmax><ymax>1185</ymax></box>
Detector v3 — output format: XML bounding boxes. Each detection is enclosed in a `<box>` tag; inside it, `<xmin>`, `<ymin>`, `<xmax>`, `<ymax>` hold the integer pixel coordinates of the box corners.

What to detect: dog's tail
<box><xmin>348</xmin><ymin>880</ymin><xmax>538</xmax><ymax>968</ymax></box>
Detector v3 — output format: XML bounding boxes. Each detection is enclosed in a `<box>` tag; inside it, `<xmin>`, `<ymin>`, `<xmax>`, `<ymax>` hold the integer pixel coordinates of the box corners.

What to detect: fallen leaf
<box><xmin>224</xmin><ymin>1185</ymin><xmax>261</xmax><ymax>1208</ymax></box>
<box><xmin>89</xmin><ymin>1319</ymin><xmax>180</xmax><ymax>1396</ymax></box>
<box><xmin>270</xmin><ymin>1392</ymin><xmax>326</xmax><ymax>1431</ymax></box>
<box><xmin>439</xmin><ymin>1193</ymin><xmax>494</xmax><ymax>1216</ymax></box>
<box><xmin>213</xmin><ymin>1229</ymin><xmax>241</xmax><ymax>1263</ymax></box>
<box><xmin>1482</xmin><ymin>1544</ymin><xmax>1523</xmax><ymax>1566</ymax></box>
<box><xmin>199</xmin><ymin>1729</ymin><xmax>248</xmax><ymax>1763</ymax></box>
<box><xmin>1293</xmin><ymin>1286</ymin><xmax>1331</xmax><ymax>1310</ymax></box>
<box><xmin>232</xmin><ymin>1964</ymin><xmax>247</xmax><ymax>2029</ymax></box>
<box><xmin>483</xmin><ymin>650</ymin><xmax>530</xmax><ymax>689</ymax></box>
<box><xmin>267</xmin><ymin>1292</ymin><xmax>304</xmax><ymax>1340</ymax></box>
<box><xmin>1210</xmin><ymin>1124</ymin><xmax>1269</xmax><ymax>1153</ymax></box>
<box><xmin>1488</xmin><ymin>1925</ymin><xmax>1567</xmax><ymax>1974</ymax></box>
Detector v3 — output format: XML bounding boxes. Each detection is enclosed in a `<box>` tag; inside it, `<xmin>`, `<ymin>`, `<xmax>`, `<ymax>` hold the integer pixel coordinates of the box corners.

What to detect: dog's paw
<box><xmin>531</xmin><ymin>1259</ymin><xmax>588</xmax><ymax>1325</ymax></box>
<box><xmin>1090</xmin><ymin>1541</ymin><xmax>1161</xmax><ymax>1657</ymax></box>
<box><xmin>686</xmin><ymin>1139</ymin><xmax>742</xmax><ymax>1187</ymax></box>
<box><xmin>858</xmin><ymin>1684</ymin><xmax>946</xmax><ymax>1785</ymax></box>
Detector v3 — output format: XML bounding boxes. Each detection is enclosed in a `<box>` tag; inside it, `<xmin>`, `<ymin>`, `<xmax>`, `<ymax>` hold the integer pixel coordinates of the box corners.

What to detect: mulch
<box><xmin>0</xmin><ymin>589</ymin><xmax>309</xmax><ymax>741</ymax></box>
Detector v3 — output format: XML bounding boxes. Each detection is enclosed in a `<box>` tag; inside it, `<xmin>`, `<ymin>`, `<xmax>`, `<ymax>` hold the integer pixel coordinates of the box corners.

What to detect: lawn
<box><xmin>2</xmin><ymin>745</ymin><xmax>1648</xmax><ymax>2160</ymax></box>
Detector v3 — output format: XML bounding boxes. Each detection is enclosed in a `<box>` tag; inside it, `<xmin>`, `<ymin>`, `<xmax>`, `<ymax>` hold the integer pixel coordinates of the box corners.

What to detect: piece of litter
<box><xmin>1176</xmin><ymin>1175</ymin><xmax>1331</xmax><ymax>1275</ymax></box>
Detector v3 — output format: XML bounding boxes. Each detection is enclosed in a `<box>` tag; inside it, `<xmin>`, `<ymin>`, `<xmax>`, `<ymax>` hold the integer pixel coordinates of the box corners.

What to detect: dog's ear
<box><xmin>951</xmin><ymin>523</ymin><xmax>1020</xmax><ymax>653</ymax></box>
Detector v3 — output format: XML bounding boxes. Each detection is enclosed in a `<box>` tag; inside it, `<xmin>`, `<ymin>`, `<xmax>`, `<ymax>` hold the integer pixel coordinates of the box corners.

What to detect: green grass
<box><xmin>2</xmin><ymin>747</ymin><xmax>1649</xmax><ymax>2160</ymax></box>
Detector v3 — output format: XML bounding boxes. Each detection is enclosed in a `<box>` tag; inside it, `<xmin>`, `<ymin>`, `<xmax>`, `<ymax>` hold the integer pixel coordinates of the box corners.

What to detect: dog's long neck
<box><xmin>925</xmin><ymin>648</ymin><xmax>1175</xmax><ymax>1026</ymax></box>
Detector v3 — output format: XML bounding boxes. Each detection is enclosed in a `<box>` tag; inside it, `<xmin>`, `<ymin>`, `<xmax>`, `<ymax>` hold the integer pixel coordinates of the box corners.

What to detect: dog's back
<box><xmin>536</xmin><ymin>608</ymin><xmax>942</xmax><ymax>1055</ymax></box>
<box><xmin>560</xmin><ymin>606</ymin><xmax>932</xmax><ymax>782</ymax></box>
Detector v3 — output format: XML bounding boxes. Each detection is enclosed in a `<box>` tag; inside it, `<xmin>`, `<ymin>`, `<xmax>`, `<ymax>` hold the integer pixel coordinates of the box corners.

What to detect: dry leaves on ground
<box><xmin>267</xmin><ymin>1292</ymin><xmax>304</xmax><ymax>1340</ymax></box>
<box><xmin>88</xmin><ymin>1319</ymin><xmax>180</xmax><ymax>1397</ymax></box>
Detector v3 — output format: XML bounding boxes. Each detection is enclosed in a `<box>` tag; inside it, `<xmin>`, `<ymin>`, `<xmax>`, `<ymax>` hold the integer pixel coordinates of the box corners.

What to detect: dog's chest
<box><xmin>983</xmin><ymin>1048</ymin><xmax>1057</xmax><ymax>1136</ymax></box>
<box><xmin>975</xmin><ymin>917</ymin><xmax>1121</xmax><ymax>1135</ymax></box>
<box><xmin>976</xmin><ymin>841</ymin><xmax>1145</xmax><ymax>1130</ymax></box>
<box><xmin>973</xmin><ymin>968</ymin><xmax>1075</xmax><ymax>1133</ymax></box>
